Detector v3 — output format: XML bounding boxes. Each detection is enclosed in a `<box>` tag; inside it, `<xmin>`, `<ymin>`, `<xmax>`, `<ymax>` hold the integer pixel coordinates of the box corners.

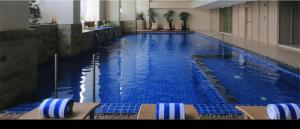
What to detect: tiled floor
<box><xmin>95</xmin><ymin>103</ymin><xmax>141</xmax><ymax>113</ymax></box>
<box><xmin>197</xmin><ymin>31</ymin><xmax>300</xmax><ymax>70</ymax></box>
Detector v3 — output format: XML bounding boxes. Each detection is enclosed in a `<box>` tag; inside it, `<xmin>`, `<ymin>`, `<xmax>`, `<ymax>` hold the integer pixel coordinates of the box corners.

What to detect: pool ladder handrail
<box><xmin>54</xmin><ymin>53</ymin><xmax>97</xmax><ymax>103</ymax></box>
<box><xmin>92</xmin><ymin>54</ymin><xmax>96</xmax><ymax>103</ymax></box>
<box><xmin>209</xmin><ymin>32</ymin><xmax>225</xmax><ymax>42</ymax></box>
<box><xmin>54</xmin><ymin>53</ymin><xmax>58</xmax><ymax>98</ymax></box>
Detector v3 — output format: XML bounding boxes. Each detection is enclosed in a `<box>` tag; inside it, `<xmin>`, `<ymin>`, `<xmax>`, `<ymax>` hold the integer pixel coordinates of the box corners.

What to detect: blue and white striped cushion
<box><xmin>39</xmin><ymin>98</ymin><xmax>74</xmax><ymax>118</ymax></box>
<box><xmin>267</xmin><ymin>103</ymin><xmax>300</xmax><ymax>120</ymax></box>
<box><xmin>156</xmin><ymin>103</ymin><xmax>185</xmax><ymax>120</ymax></box>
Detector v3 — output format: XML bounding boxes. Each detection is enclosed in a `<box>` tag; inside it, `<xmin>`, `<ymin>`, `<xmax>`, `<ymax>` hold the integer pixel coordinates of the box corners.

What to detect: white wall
<box><xmin>154</xmin><ymin>8</ymin><xmax>211</xmax><ymax>31</ymax></box>
<box><xmin>267</xmin><ymin>1</ymin><xmax>278</xmax><ymax>45</ymax></box>
<box><xmin>0</xmin><ymin>1</ymin><xmax>29</xmax><ymax>31</ymax></box>
<box><xmin>210</xmin><ymin>8</ymin><xmax>219</xmax><ymax>32</ymax></box>
<box><xmin>104</xmin><ymin>0</ymin><xmax>120</xmax><ymax>25</ymax></box>
<box><xmin>238</xmin><ymin>4</ymin><xmax>245</xmax><ymax>38</ymax></box>
<box><xmin>232</xmin><ymin>5</ymin><xmax>239</xmax><ymax>36</ymax></box>
<box><xmin>230</xmin><ymin>1</ymin><xmax>278</xmax><ymax>45</ymax></box>
<box><xmin>73</xmin><ymin>0</ymin><xmax>81</xmax><ymax>24</ymax></box>
<box><xmin>252</xmin><ymin>1</ymin><xmax>259</xmax><ymax>41</ymax></box>
<box><xmin>39</xmin><ymin>0</ymin><xmax>80</xmax><ymax>24</ymax></box>
<box><xmin>84</xmin><ymin>0</ymin><xmax>100</xmax><ymax>21</ymax></box>
<box><xmin>136</xmin><ymin>0</ymin><xmax>149</xmax><ymax>28</ymax></box>
<box><xmin>134</xmin><ymin>0</ymin><xmax>210</xmax><ymax>30</ymax></box>
<box><xmin>121</xmin><ymin>0</ymin><xmax>136</xmax><ymax>21</ymax></box>
<box><xmin>259</xmin><ymin>1</ymin><xmax>268</xmax><ymax>43</ymax></box>
<box><xmin>100</xmin><ymin>0</ymin><xmax>105</xmax><ymax>20</ymax></box>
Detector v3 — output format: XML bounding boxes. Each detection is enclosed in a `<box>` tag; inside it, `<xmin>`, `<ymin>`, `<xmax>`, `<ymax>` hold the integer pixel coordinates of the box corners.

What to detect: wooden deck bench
<box><xmin>137</xmin><ymin>104</ymin><xmax>200</xmax><ymax>120</ymax></box>
<box><xmin>235</xmin><ymin>106</ymin><xmax>268</xmax><ymax>120</ymax></box>
<box><xmin>18</xmin><ymin>103</ymin><xmax>100</xmax><ymax>120</ymax></box>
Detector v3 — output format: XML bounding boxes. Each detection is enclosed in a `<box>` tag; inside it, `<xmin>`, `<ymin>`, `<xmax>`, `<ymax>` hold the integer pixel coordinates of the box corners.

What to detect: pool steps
<box><xmin>193</xmin><ymin>55</ymin><xmax>238</xmax><ymax>104</ymax></box>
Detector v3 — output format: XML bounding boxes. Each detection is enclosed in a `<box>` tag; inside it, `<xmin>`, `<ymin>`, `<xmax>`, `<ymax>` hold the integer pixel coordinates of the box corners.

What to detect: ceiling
<box><xmin>191</xmin><ymin>0</ymin><xmax>250</xmax><ymax>9</ymax></box>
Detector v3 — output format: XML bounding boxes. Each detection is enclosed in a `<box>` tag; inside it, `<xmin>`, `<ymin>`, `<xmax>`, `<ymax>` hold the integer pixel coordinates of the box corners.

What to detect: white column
<box><xmin>136</xmin><ymin>0</ymin><xmax>150</xmax><ymax>29</ymax></box>
<box><xmin>0</xmin><ymin>1</ymin><xmax>29</xmax><ymax>31</ymax></box>
<box><xmin>39</xmin><ymin>0</ymin><xmax>80</xmax><ymax>24</ymax></box>
<box><xmin>104</xmin><ymin>0</ymin><xmax>120</xmax><ymax>25</ymax></box>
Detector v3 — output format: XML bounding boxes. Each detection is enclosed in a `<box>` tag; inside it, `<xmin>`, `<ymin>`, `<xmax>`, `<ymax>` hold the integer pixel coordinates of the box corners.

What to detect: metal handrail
<box><xmin>53</xmin><ymin>53</ymin><xmax>97</xmax><ymax>102</ymax></box>
<box><xmin>92</xmin><ymin>54</ymin><xmax>96</xmax><ymax>102</ymax></box>
<box><xmin>54</xmin><ymin>53</ymin><xmax>58</xmax><ymax>98</ymax></box>
<box><xmin>209</xmin><ymin>32</ymin><xmax>225</xmax><ymax>42</ymax></box>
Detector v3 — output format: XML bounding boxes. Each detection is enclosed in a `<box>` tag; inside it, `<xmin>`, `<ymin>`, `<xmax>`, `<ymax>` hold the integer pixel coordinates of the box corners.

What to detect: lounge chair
<box><xmin>137</xmin><ymin>104</ymin><xmax>200</xmax><ymax>120</ymax></box>
<box><xmin>163</xmin><ymin>22</ymin><xmax>170</xmax><ymax>30</ymax></box>
<box><xmin>151</xmin><ymin>22</ymin><xmax>158</xmax><ymax>30</ymax></box>
<box><xmin>236</xmin><ymin>104</ymin><xmax>300</xmax><ymax>120</ymax></box>
<box><xmin>19</xmin><ymin>102</ymin><xmax>100</xmax><ymax>120</ymax></box>
<box><xmin>235</xmin><ymin>106</ymin><xmax>268</xmax><ymax>120</ymax></box>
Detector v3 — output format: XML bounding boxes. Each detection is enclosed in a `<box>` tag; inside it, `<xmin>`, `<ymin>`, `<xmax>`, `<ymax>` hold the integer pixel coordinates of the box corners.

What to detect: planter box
<box><xmin>137</xmin><ymin>20</ymin><xmax>145</xmax><ymax>31</ymax></box>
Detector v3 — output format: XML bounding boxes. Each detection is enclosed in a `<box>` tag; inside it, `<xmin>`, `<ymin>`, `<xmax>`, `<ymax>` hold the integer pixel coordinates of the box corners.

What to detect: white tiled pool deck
<box><xmin>198</xmin><ymin>30</ymin><xmax>300</xmax><ymax>70</ymax></box>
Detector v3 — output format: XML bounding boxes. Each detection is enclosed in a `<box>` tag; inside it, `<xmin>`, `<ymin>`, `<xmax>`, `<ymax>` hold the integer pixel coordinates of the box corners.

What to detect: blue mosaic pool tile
<box><xmin>202</xmin><ymin>56</ymin><xmax>300</xmax><ymax>105</ymax></box>
<box><xmin>2</xmin><ymin>33</ymin><xmax>299</xmax><ymax>116</ymax></box>
<box><xmin>3</xmin><ymin>102</ymin><xmax>40</xmax><ymax>113</ymax></box>
<box><xmin>96</xmin><ymin>103</ymin><xmax>243</xmax><ymax>115</ymax></box>
<box><xmin>95</xmin><ymin>103</ymin><xmax>141</xmax><ymax>113</ymax></box>
<box><xmin>191</xmin><ymin>63</ymin><xmax>227</xmax><ymax>104</ymax></box>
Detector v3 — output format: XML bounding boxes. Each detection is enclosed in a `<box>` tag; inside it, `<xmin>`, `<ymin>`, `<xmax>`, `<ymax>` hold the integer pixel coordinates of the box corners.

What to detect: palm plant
<box><xmin>136</xmin><ymin>12</ymin><xmax>145</xmax><ymax>21</ymax></box>
<box><xmin>148</xmin><ymin>9</ymin><xmax>157</xmax><ymax>29</ymax></box>
<box><xmin>149</xmin><ymin>9</ymin><xmax>157</xmax><ymax>23</ymax></box>
<box><xmin>163</xmin><ymin>10</ymin><xmax>176</xmax><ymax>30</ymax></box>
<box><xmin>179</xmin><ymin>12</ymin><xmax>190</xmax><ymax>30</ymax></box>
<box><xmin>137</xmin><ymin>12</ymin><xmax>145</xmax><ymax>30</ymax></box>
<box><xmin>29</xmin><ymin>0</ymin><xmax>41</xmax><ymax>25</ymax></box>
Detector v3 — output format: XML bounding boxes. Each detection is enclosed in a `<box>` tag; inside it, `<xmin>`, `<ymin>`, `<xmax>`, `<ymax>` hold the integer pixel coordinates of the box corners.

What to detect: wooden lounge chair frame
<box><xmin>137</xmin><ymin>104</ymin><xmax>200</xmax><ymax>120</ymax></box>
<box><xmin>235</xmin><ymin>106</ymin><xmax>268</xmax><ymax>120</ymax></box>
<box><xmin>162</xmin><ymin>22</ymin><xmax>170</xmax><ymax>30</ymax></box>
<box><xmin>18</xmin><ymin>103</ymin><xmax>100</xmax><ymax>120</ymax></box>
<box><xmin>151</xmin><ymin>22</ymin><xmax>158</xmax><ymax>30</ymax></box>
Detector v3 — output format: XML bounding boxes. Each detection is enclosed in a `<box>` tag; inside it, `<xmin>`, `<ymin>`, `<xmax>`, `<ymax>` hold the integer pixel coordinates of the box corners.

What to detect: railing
<box><xmin>54</xmin><ymin>53</ymin><xmax>58</xmax><ymax>98</ymax></box>
<box><xmin>92</xmin><ymin>54</ymin><xmax>96</xmax><ymax>103</ymax></box>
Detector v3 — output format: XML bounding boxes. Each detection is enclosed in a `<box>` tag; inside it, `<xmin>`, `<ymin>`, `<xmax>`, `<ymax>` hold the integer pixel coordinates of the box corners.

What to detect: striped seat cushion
<box><xmin>156</xmin><ymin>103</ymin><xmax>185</xmax><ymax>120</ymax></box>
<box><xmin>39</xmin><ymin>98</ymin><xmax>74</xmax><ymax>118</ymax></box>
<box><xmin>267</xmin><ymin>103</ymin><xmax>300</xmax><ymax>120</ymax></box>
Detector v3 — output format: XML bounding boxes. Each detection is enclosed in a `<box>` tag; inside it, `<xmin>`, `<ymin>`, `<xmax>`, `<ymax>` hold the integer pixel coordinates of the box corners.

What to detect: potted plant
<box><xmin>179</xmin><ymin>12</ymin><xmax>190</xmax><ymax>31</ymax></box>
<box><xmin>136</xmin><ymin>12</ymin><xmax>145</xmax><ymax>30</ymax></box>
<box><xmin>163</xmin><ymin>10</ymin><xmax>176</xmax><ymax>30</ymax></box>
<box><xmin>29</xmin><ymin>0</ymin><xmax>41</xmax><ymax>25</ymax></box>
<box><xmin>148</xmin><ymin>9</ymin><xmax>157</xmax><ymax>29</ymax></box>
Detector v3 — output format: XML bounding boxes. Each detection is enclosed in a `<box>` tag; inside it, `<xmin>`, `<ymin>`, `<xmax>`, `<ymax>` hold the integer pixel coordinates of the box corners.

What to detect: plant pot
<box><xmin>137</xmin><ymin>20</ymin><xmax>145</xmax><ymax>30</ymax></box>
<box><xmin>182</xmin><ymin>22</ymin><xmax>187</xmax><ymax>31</ymax></box>
<box><xmin>169</xmin><ymin>22</ymin><xmax>173</xmax><ymax>30</ymax></box>
<box><xmin>149</xmin><ymin>21</ymin><xmax>153</xmax><ymax>29</ymax></box>
<box><xmin>84</xmin><ymin>21</ymin><xmax>95</xmax><ymax>28</ymax></box>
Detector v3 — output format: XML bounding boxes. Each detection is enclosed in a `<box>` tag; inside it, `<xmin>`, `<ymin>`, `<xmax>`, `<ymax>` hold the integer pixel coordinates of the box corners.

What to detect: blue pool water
<box><xmin>6</xmin><ymin>33</ymin><xmax>300</xmax><ymax>114</ymax></box>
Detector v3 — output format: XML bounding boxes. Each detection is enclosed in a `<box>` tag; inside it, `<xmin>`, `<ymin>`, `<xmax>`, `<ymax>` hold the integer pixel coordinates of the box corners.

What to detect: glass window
<box><xmin>220</xmin><ymin>7</ymin><xmax>232</xmax><ymax>34</ymax></box>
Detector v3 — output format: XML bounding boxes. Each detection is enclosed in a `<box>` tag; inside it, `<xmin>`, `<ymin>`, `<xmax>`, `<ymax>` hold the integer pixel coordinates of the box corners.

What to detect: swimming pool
<box><xmin>5</xmin><ymin>33</ymin><xmax>300</xmax><ymax>114</ymax></box>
